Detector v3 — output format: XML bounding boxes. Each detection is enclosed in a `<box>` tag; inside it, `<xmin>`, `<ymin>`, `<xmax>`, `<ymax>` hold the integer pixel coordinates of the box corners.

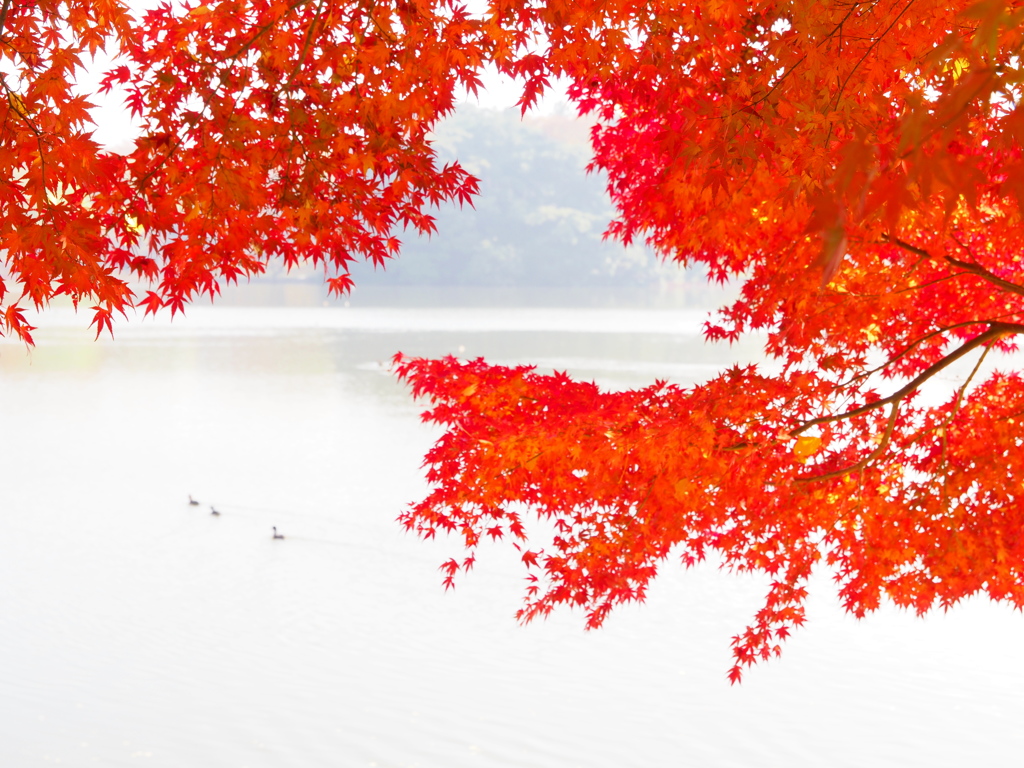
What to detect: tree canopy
<box><xmin>5</xmin><ymin>0</ymin><xmax>1024</xmax><ymax>680</ymax></box>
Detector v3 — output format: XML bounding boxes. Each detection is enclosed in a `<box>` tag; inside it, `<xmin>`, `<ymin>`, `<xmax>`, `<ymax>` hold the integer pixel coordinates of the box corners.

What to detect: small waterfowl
<box><xmin>210</xmin><ymin>506</ymin><xmax>221</xmax><ymax>516</ymax></box>
<box><xmin>188</xmin><ymin>495</ymin><xmax>200</xmax><ymax>506</ymax></box>
<box><xmin>272</xmin><ymin>526</ymin><xmax>285</xmax><ymax>540</ymax></box>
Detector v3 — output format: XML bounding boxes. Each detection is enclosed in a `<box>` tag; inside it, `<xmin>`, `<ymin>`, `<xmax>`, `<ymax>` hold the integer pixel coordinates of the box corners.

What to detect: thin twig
<box><xmin>936</xmin><ymin>342</ymin><xmax>993</xmax><ymax>506</ymax></box>
<box><xmin>276</xmin><ymin>0</ymin><xmax>325</xmax><ymax>95</ymax></box>
<box><xmin>797</xmin><ymin>400</ymin><xmax>901</xmax><ymax>483</ymax></box>
<box><xmin>829</xmin><ymin>0</ymin><xmax>916</xmax><ymax>117</ymax></box>
<box><xmin>945</xmin><ymin>340</ymin><xmax>991</xmax><ymax>426</ymax></box>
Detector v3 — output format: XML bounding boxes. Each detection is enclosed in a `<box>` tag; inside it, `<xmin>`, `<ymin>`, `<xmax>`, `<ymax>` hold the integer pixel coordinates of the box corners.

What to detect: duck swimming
<box><xmin>272</xmin><ymin>526</ymin><xmax>285</xmax><ymax>540</ymax></box>
<box><xmin>210</xmin><ymin>506</ymin><xmax>221</xmax><ymax>516</ymax></box>
<box><xmin>189</xmin><ymin>495</ymin><xmax>200</xmax><ymax>506</ymax></box>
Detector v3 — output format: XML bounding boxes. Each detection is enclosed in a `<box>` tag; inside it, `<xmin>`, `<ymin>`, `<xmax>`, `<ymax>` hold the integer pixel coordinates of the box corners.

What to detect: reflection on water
<box><xmin>1</xmin><ymin>303</ymin><xmax>1022</xmax><ymax>767</ymax></box>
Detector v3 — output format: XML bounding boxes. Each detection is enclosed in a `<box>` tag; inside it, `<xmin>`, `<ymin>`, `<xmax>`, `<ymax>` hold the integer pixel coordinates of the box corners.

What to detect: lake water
<box><xmin>1</xmin><ymin>297</ymin><xmax>1022</xmax><ymax>767</ymax></box>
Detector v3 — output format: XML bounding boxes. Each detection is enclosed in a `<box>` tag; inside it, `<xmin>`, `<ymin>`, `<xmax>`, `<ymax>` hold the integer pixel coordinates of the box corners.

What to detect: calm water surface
<box><xmin>1</xmin><ymin>303</ymin><xmax>1022</xmax><ymax>767</ymax></box>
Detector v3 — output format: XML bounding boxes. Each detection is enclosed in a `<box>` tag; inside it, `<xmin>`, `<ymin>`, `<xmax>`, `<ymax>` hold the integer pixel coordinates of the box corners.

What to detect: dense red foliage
<box><xmin>1</xmin><ymin>0</ymin><xmax>481</xmax><ymax>339</ymax></box>
<box><xmin>5</xmin><ymin>0</ymin><xmax>1024</xmax><ymax>680</ymax></box>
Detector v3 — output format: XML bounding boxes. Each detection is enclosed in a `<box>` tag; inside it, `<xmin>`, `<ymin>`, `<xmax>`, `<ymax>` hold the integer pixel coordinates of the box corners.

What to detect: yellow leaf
<box><xmin>7</xmin><ymin>91</ymin><xmax>28</xmax><ymax>117</ymax></box>
<box><xmin>793</xmin><ymin>435</ymin><xmax>822</xmax><ymax>462</ymax></box>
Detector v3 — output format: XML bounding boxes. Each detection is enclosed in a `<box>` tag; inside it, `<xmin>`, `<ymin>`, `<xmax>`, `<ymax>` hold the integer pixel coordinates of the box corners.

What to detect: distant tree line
<box><xmin>345</xmin><ymin>106</ymin><xmax>684</xmax><ymax>288</ymax></box>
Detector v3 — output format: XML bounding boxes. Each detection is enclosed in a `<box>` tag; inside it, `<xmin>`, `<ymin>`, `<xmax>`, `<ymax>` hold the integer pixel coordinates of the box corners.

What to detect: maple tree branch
<box><xmin>355</xmin><ymin>0</ymin><xmax>381</xmax><ymax>45</ymax></box>
<box><xmin>840</xmin><ymin>318</ymin><xmax>1007</xmax><ymax>388</ymax></box>
<box><xmin>793</xmin><ymin>323</ymin><xmax>1017</xmax><ymax>435</ymax></box>
<box><xmin>946</xmin><ymin>230</ymin><xmax>1024</xmax><ymax>295</ymax></box>
<box><xmin>635</xmin><ymin>474</ymin><xmax>660</xmax><ymax>514</ymax></box>
<box><xmin>880</xmin><ymin>233</ymin><xmax>930</xmax><ymax>259</ymax></box>
<box><xmin>944</xmin><ymin>253</ymin><xmax>1024</xmax><ymax>299</ymax></box>
<box><xmin>831</xmin><ymin>266</ymin><xmax>958</xmax><ymax>298</ymax></box>
<box><xmin>749</xmin><ymin>54</ymin><xmax>807</xmax><ymax>111</ymax></box>
<box><xmin>997</xmin><ymin>405</ymin><xmax>1024</xmax><ymax>426</ymax></box>
<box><xmin>800</xmin><ymin>324</ymin><xmax>999</xmax><ymax>483</ymax></box>
<box><xmin>891</xmin><ymin>272</ymin><xmax>962</xmax><ymax>295</ymax></box>
<box><xmin>747</xmin><ymin>1</ymin><xmax>865</xmax><ymax>113</ymax></box>
<box><xmin>822</xmin><ymin>2</ymin><xmax>865</xmax><ymax>49</ymax></box>
<box><xmin>798</xmin><ymin>400</ymin><xmax>900</xmax><ymax>483</ymax></box>
<box><xmin>506</xmin><ymin>450</ymin><xmax>545</xmax><ymax>474</ymax></box>
<box><xmin>367</xmin><ymin>11</ymin><xmax>398</xmax><ymax>43</ymax></box>
<box><xmin>0</xmin><ymin>74</ymin><xmax>38</xmax><ymax>134</ymax></box>
<box><xmin>0</xmin><ymin>73</ymin><xmax>49</xmax><ymax>194</ymax></box>
<box><xmin>884</xmin><ymin>233</ymin><xmax>1024</xmax><ymax>298</ymax></box>
<box><xmin>934</xmin><ymin>341</ymin><xmax>992</xmax><ymax>492</ymax></box>
<box><xmin>0</xmin><ymin>0</ymin><xmax>13</xmax><ymax>41</ymax></box>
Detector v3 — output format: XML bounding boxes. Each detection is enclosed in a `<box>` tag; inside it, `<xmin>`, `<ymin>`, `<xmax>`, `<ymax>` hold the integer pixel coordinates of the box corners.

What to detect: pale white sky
<box><xmin>77</xmin><ymin>0</ymin><xmax>576</xmax><ymax>149</ymax></box>
<box><xmin>83</xmin><ymin>40</ymin><xmax>574</xmax><ymax>153</ymax></box>
<box><xmin>455</xmin><ymin>63</ymin><xmax>572</xmax><ymax>115</ymax></box>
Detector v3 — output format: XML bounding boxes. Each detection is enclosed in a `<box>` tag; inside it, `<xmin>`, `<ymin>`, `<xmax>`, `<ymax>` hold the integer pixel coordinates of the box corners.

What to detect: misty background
<box><xmin>213</xmin><ymin>105</ymin><xmax>716</xmax><ymax>309</ymax></box>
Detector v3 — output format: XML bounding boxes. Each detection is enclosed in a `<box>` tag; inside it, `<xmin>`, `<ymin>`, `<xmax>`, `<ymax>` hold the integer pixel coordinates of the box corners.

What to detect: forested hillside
<box><xmin>345</xmin><ymin>106</ymin><xmax>676</xmax><ymax>288</ymax></box>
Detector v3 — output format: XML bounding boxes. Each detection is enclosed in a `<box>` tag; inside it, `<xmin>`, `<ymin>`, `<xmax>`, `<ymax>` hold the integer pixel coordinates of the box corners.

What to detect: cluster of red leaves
<box><xmin>1</xmin><ymin>0</ymin><xmax>484</xmax><ymax>338</ymax></box>
<box><xmin>394</xmin><ymin>0</ymin><xmax>1024</xmax><ymax>681</ymax></box>
<box><xmin>395</xmin><ymin>351</ymin><xmax>1024</xmax><ymax>683</ymax></box>
<box><xmin>5</xmin><ymin>0</ymin><xmax>1024</xmax><ymax>680</ymax></box>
